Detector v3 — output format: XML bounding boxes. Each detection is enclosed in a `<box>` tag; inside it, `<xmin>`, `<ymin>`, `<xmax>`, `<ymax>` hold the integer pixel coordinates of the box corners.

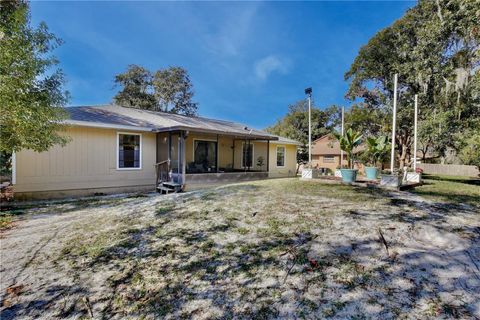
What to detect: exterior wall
<box><xmin>268</xmin><ymin>143</ymin><xmax>297</xmax><ymax>178</ymax></box>
<box><xmin>233</xmin><ymin>140</ymin><xmax>268</xmax><ymax>171</ymax></box>
<box><xmin>14</xmin><ymin>126</ymin><xmax>157</xmax><ymax>195</ymax></box>
<box><xmin>185</xmin><ymin>132</ymin><xmax>235</xmax><ymax>169</ymax></box>
<box><xmin>14</xmin><ymin>126</ymin><xmax>299</xmax><ymax>198</ymax></box>
<box><xmin>311</xmin><ymin>155</ymin><xmax>348</xmax><ymax>172</ymax></box>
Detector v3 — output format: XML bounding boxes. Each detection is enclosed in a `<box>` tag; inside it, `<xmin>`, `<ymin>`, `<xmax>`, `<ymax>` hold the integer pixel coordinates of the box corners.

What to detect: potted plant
<box><xmin>334</xmin><ymin>128</ymin><xmax>363</xmax><ymax>183</ymax></box>
<box><xmin>256</xmin><ymin>156</ymin><xmax>265</xmax><ymax>171</ymax></box>
<box><xmin>364</xmin><ymin>135</ymin><xmax>390</xmax><ymax>180</ymax></box>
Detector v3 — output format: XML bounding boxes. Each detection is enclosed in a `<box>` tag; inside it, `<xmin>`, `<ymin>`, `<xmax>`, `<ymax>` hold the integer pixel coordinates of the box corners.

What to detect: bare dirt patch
<box><xmin>1</xmin><ymin>179</ymin><xmax>479</xmax><ymax>319</ymax></box>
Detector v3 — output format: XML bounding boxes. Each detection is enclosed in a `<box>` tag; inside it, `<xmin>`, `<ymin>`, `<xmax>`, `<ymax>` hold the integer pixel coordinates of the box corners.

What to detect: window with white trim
<box><xmin>323</xmin><ymin>155</ymin><xmax>335</xmax><ymax>163</ymax></box>
<box><xmin>118</xmin><ymin>133</ymin><xmax>141</xmax><ymax>169</ymax></box>
<box><xmin>276</xmin><ymin>146</ymin><xmax>285</xmax><ymax>167</ymax></box>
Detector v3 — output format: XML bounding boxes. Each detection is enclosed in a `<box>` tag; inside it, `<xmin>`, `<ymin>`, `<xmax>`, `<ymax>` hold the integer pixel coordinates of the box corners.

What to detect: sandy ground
<box><xmin>0</xmin><ymin>179</ymin><xmax>479</xmax><ymax>319</ymax></box>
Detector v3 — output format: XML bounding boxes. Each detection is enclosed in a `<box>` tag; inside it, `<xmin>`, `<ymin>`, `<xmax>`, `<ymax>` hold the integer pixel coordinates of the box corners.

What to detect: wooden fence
<box><xmin>417</xmin><ymin>163</ymin><xmax>479</xmax><ymax>177</ymax></box>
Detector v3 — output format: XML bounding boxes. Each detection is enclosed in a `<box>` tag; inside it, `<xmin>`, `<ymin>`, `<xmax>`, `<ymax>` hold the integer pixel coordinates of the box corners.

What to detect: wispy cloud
<box><xmin>202</xmin><ymin>4</ymin><xmax>259</xmax><ymax>57</ymax></box>
<box><xmin>254</xmin><ymin>55</ymin><xmax>291</xmax><ymax>81</ymax></box>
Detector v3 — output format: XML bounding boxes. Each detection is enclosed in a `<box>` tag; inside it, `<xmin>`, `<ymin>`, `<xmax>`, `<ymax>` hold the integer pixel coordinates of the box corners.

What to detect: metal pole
<box><xmin>340</xmin><ymin>106</ymin><xmax>344</xmax><ymax>168</ymax></box>
<box><xmin>390</xmin><ymin>73</ymin><xmax>398</xmax><ymax>173</ymax></box>
<box><xmin>308</xmin><ymin>94</ymin><xmax>312</xmax><ymax>164</ymax></box>
<box><xmin>413</xmin><ymin>94</ymin><xmax>418</xmax><ymax>171</ymax></box>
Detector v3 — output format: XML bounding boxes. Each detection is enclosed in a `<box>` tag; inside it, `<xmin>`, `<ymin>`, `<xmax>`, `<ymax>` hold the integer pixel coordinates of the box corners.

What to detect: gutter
<box><xmin>64</xmin><ymin>120</ymin><xmax>155</xmax><ymax>132</ymax></box>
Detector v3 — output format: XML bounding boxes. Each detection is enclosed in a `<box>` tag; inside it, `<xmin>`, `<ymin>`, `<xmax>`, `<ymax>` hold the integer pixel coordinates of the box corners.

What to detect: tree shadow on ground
<box><xmin>2</xmin><ymin>184</ymin><xmax>479</xmax><ymax>319</ymax></box>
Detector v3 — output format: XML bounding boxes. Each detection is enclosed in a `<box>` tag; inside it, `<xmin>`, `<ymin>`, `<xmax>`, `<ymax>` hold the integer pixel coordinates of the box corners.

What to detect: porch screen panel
<box><xmin>118</xmin><ymin>134</ymin><xmax>140</xmax><ymax>168</ymax></box>
<box><xmin>242</xmin><ymin>143</ymin><xmax>253</xmax><ymax>168</ymax></box>
<box><xmin>194</xmin><ymin>140</ymin><xmax>217</xmax><ymax>171</ymax></box>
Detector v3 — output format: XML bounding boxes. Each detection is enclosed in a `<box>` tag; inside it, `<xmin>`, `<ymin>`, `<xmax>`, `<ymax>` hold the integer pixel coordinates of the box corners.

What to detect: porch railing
<box><xmin>155</xmin><ymin>160</ymin><xmax>171</xmax><ymax>186</ymax></box>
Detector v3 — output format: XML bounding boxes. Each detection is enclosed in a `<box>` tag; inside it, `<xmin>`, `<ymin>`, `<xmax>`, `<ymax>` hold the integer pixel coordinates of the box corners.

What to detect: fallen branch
<box><xmin>378</xmin><ymin>228</ymin><xmax>389</xmax><ymax>256</ymax></box>
<box><xmin>83</xmin><ymin>296</ymin><xmax>93</xmax><ymax>318</ymax></box>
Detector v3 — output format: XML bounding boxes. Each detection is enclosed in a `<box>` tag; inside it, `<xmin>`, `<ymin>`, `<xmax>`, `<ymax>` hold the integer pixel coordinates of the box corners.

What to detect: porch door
<box><xmin>194</xmin><ymin>140</ymin><xmax>217</xmax><ymax>173</ymax></box>
<box><xmin>169</xmin><ymin>133</ymin><xmax>185</xmax><ymax>184</ymax></box>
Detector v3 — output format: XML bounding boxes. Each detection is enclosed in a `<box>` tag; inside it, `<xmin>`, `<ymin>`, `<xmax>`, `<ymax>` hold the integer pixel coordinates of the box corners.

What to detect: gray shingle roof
<box><xmin>65</xmin><ymin>105</ymin><xmax>299</xmax><ymax>143</ymax></box>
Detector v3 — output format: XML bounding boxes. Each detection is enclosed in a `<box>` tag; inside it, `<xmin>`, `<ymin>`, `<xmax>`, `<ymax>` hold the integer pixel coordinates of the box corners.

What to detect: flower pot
<box><xmin>380</xmin><ymin>174</ymin><xmax>401</xmax><ymax>188</ymax></box>
<box><xmin>340</xmin><ymin>169</ymin><xmax>358</xmax><ymax>183</ymax></box>
<box><xmin>404</xmin><ymin>172</ymin><xmax>422</xmax><ymax>183</ymax></box>
<box><xmin>364</xmin><ymin>167</ymin><xmax>378</xmax><ymax>180</ymax></box>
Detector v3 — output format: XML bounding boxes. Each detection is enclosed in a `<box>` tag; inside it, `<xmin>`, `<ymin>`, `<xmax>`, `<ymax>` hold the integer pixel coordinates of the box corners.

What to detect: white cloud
<box><xmin>203</xmin><ymin>5</ymin><xmax>259</xmax><ymax>57</ymax></box>
<box><xmin>254</xmin><ymin>55</ymin><xmax>290</xmax><ymax>81</ymax></box>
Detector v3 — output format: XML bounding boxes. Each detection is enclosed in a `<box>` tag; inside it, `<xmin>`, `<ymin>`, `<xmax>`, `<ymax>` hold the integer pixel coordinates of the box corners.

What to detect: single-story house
<box><xmin>311</xmin><ymin>134</ymin><xmax>363</xmax><ymax>172</ymax></box>
<box><xmin>13</xmin><ymin>105</ymin><xmax>301</xmax><ymax>199</ymax></box>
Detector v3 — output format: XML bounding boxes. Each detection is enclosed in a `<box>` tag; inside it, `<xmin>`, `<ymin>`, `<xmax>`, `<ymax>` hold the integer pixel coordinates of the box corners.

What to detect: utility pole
<box><xmin>305</xmin><ymin>87</ymin><xmax>313</xmax><ymax>164</ymax></box>
<box><xmin>413</xmin><ymin>94</ymin><xmax>418</xmax><ymax>171</ymax></box>
<box><xmin>390</xmin><ymin>74</ymin><xmax>398</xmax><ymax>173</ymax></box>
<box><xmin>340</xmin><ymin>106</ymin><xmax>344</xmax><ymax>168</ymax></box>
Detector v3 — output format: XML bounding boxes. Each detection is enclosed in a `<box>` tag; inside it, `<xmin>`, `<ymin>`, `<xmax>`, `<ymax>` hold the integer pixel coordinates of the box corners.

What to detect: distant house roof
<box><xmin>64</xmin><ymin>105</ymin><xmax>300</xmax><ymax>144</ymax></box>
<box><xmin>312</xmin><ymin>133</ymin><xmax>364</xmax><ymax>155</ymax></box>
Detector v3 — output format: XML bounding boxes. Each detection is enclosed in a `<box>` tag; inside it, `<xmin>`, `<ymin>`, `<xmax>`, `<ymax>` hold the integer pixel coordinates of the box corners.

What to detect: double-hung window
<box><xmin>118</xmin><ymin>133</ymin><xmax>141</xmax><ymax>169</ymax></box>
<box><xmin>276</xmin><ymin>146</ymin><xmax>285</xmax><ymax>167</ymax></box>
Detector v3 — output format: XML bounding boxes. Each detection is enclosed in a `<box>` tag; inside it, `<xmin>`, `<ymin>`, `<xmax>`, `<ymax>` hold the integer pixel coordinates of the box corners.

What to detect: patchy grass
<box><xmin>0</xmin><ymin>214</ymin><xmax>13</xmax><ymax>231</ymax></box>
<box><xmin>411</xmin><ymin>174</ymin><xmax>480</xmax><ymax>207</ymax></box>
<box><xmin>1</xmin><ymin>178</ymin><xmax>479</xmax><ymax>319</ymax></box>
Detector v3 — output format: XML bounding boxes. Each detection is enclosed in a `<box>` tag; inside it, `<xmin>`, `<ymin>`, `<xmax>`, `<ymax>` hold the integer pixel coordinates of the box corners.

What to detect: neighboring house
<box><xmin>310</xmin><ymin>134</ymin><xmax>363</xmax><ymax>172</ymax></box>
<box><xmin>13</xmin><ymin>105</ymin><xmax>301</xmax><ymax>199</ymax></box>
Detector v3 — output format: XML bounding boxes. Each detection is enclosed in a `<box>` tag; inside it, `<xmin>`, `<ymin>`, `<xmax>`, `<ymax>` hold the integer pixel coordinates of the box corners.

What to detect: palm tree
<box><xmin>334</xmin><ymin>128</ymin><xmax>363</xmax><ymax>169</ymax></box>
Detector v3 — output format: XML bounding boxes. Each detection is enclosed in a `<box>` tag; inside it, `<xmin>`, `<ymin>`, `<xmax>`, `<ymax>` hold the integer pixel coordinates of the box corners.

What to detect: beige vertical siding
<box><xmin>14</xmin><ymin>126</ymin><xmax>157</xmax><ymax>193</ymax></box>
<box><xmin>15</xmin><ymin>127</ymin><xmax>298</xmax><ymax>196</ymax></box>
<box><xmin>268</xmin><ymin>143</ymin><xmax>297</xmax><ymax>178</ymax></box>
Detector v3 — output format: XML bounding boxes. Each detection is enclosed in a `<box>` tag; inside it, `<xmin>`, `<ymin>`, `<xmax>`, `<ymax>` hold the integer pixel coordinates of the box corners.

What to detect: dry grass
<box><xmin>1</xmin><ymin>178</ymin><xmax>479</xmax><ymax>319</ymax></box>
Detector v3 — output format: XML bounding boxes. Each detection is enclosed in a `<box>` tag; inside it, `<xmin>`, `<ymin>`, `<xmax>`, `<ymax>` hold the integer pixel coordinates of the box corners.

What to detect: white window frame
<box><xmin>116</xmin><ymin>132</ymin><xmax>142</xmax><ymax>170</ymax></box>
<box><xmin>241</xmin><ymin>142</ymin><xmax>255</xmax><ymax>168</ymax></box>
<box><xmin>276</xmin><ymin>145</ymin><xmax>286</xmax><ymax>168</ymax></box>
<box><xmin>323</xmin><ymin>155</ymin><xmax>335</xmax><ymax>163</ymax></box>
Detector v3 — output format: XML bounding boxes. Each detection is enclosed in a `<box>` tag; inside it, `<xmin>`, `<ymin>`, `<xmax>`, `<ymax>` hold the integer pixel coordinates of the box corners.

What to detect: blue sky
<box><xmin>31</xmin><ymin>1</ymin><xmax>413</xmax><ymax>129</ymax></box>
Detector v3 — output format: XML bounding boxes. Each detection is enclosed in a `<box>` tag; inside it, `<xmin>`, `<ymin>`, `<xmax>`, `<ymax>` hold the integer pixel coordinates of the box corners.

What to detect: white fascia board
<box><xmin>64</xmin><ymin>120</ymin><xmax>155</xmax><ymax>132</ymax></box>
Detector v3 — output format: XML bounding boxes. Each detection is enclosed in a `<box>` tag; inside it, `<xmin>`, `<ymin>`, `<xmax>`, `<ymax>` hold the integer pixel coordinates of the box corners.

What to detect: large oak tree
<box><xmin>113</xmin><ymin>65</ymin><xmax>198</xmax><ymax>116</ymax></box>
<box><xmin>345</xmin><ymin>0</ymin><xmax>479</xmax><ymax>168</ymax></box>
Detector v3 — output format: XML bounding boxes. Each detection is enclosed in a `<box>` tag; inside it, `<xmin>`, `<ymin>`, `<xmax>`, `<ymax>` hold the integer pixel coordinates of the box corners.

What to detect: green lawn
<box><xmin>411</xmin><ymin>174</ymin><xmax>480</xmax><ymax>208</ymax></box>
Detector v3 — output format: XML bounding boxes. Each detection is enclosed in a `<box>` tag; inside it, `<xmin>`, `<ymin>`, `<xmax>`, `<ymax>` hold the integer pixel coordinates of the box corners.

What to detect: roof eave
<box><xmin>154</xmin><ymin>126</ymin><xmax>279</xmax><ymax>140</ymax></box>
<box><xmin>64</xmin><ymin>120</ymin><xmax>155</xmax><ymax>132</ymax></box>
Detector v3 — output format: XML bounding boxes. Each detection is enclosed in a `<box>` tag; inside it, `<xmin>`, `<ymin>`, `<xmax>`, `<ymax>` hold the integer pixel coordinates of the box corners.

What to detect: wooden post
<box><xmin>181</xmin><ymin>131</ymin><xmax>186</xmax><ymax>186</ymax></box>
<box><xmin>168</xmin><ymin>132</ymin><xmax>172</xmax><ymax>182</ymax></box>
<box><xmin>247</xmin><ymin>140</ymin><xmax>251</xmax><ymax>172</ymax></box>
<box><xmin>216</xmin><ymin>134</ymin><xmax>219</xmax><ymax>172</ymax></box>
<box><xmin>232</xmin><ymin>139</ymin><xmax>235</xmax><ymax>171</ymax></box>
<box><xmin>266</xmin><ymin>140</ymin><xmax>270</xmax><ymax>173</ymax></box>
